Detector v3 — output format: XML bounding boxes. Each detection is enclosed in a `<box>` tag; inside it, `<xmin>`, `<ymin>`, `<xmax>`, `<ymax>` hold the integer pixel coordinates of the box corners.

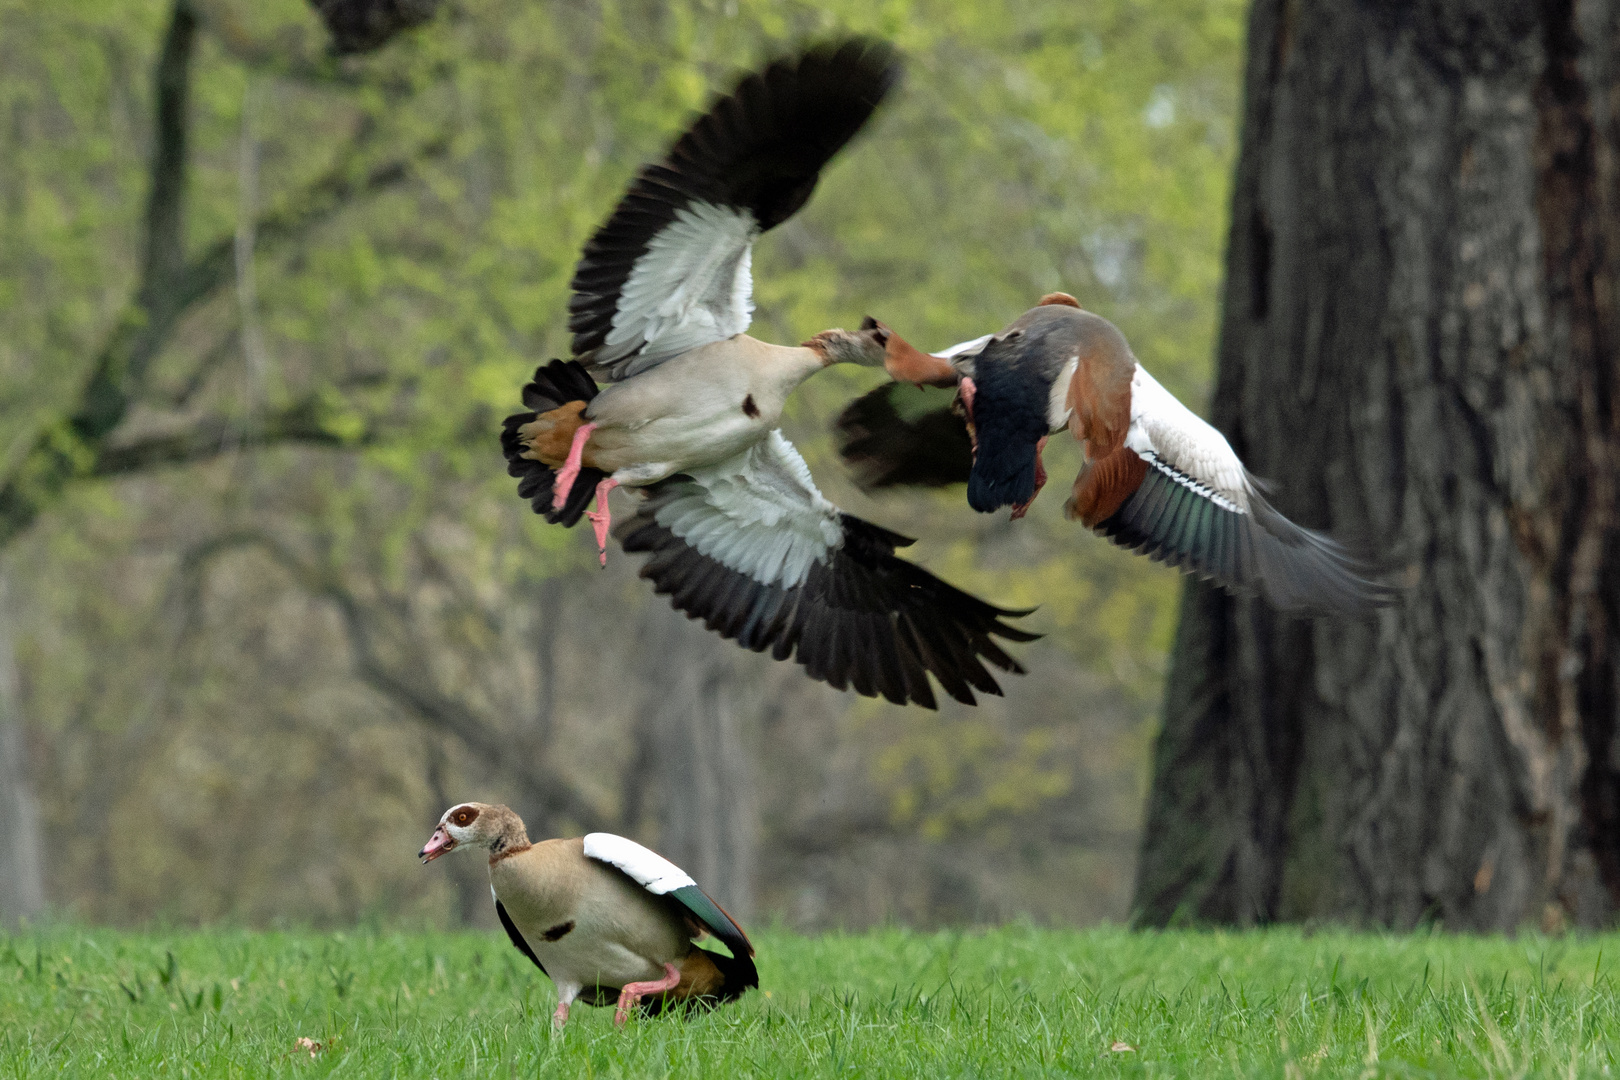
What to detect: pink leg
<box><xmin>551</xmin><ymin>422</ymin><xmax>598</xmax><ymax>511</ymax></box>
<box><xmin>957</xmin><ymin>376</ymin><xmax>979</xmax><ymax>456</ymax></box>
<box><xmin>552</xmin><ymin>1000</ymin><xmax>570</xmax><ymax>1029</ymax></box>
<box><xmin>585</xmin><ymin>478</ymin><xmax>620</xmax><ymax>567</ymax></box>
<box><xmin>613</xmin><ymin>962</ymin><xmax>681</xmax><ymax>1027</ymax></box>
<box><xmin>1010</xmin><ymin>437</ymin><xmax>1049</xmax><ymax>521</ymax></box>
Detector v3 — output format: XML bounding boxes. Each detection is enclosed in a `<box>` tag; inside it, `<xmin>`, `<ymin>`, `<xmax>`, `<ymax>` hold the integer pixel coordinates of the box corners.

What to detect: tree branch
<box><xmin>68</xmin><ymin>0</ymin><xmax>198</xmax><ymax>450</ymax></box>
<box><xmin>140</xmin><ymin>0</ymin><xmax>197</xmax><ymax>322</ymax></box>
<box><xmin>92</xmin><ymin>398</ymin><xmax>367</xmax><ymax>476</ymax></box>
<box><xmin>0</xmin><ymin>136</ymin><xmax>448</xmax><ymax>550</ymax></box>
<box><xmin>183</xmin><ymin>531</ymin><xmax>607</xmax><ymax>831</ymax></box>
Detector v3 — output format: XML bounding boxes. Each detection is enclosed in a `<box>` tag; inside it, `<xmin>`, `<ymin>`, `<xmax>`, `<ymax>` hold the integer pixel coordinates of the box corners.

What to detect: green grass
<box><xmin>3</xmin><ymin>924</ymin><xmax>1618</xmax><ymax>1077</ymax></box>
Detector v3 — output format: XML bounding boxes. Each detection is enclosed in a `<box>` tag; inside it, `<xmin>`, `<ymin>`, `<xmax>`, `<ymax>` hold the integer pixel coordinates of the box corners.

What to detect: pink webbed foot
<box><xmin>613</xmin><ymin>962</ymin><xmax>681</xmax><ymax>1027</ymax></box>
<box><xmin>551</xmin><ymin>422</ymin><xmax>599</xmax><ymax>511</ymax></box>
<box><xmin>1010</xmin><ymin>436</ymin><xmax>1049</xmax><ymax>521</ymax></box>
<box><xmin>552</xmin><ymin>999</ymin><xmax>570</xmax><ymax>1030</ymax></box>
<box><xmin>585</xmin><ymin>478</ymin><xmax>620</xmax><ymax>567</ymax></box>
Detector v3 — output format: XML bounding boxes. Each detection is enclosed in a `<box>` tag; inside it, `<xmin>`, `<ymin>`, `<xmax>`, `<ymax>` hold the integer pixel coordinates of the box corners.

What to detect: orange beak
<box><xmin>866</xmin><ymin>318</ymin><xmax>960</xmax><ymax>388</ymax></box>
<box><xmin>418</xmin><ymin>825</ymin><xmax>455</xmax><ymax>864</ymax></box>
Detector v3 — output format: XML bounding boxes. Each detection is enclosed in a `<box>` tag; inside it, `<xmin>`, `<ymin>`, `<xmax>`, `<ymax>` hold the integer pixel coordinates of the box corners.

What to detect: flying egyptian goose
<box><xmin>836</xmin><ymin>294</ymin><xmax>1392</xmax><ymax>615</ymax></box>
<box><xmin>419</xmin><ymin>802</ymin><xmax>757</xmax><ymax>1028</ymax></box>
<box><xmin>499</xmin><ymin>40</ymin><xmax>1035</xmax><ymax>707</ymax></box>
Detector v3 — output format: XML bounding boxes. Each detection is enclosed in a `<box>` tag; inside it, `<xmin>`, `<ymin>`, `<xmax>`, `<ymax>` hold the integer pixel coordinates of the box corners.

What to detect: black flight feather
<box><xmin>500</xmin><ymin>360</ymin><xmax>607</xmax><ymax>528</ymax></box>
<box><xmin>616</xmin><ymin>486</ymin><xmax>1036</xmax><ymax>708</ymax></box>
<box><xmin>1092</xmin><ymin>454</ymin><xmax>1393</xmax><ymax>616</ymax></box>
<box><xmin>570</xmin><ymin>39</ymin><xmax>902</xmax><ymax>370</ymax></box>
<box><xmin>494</xmin><ymin>899</ymin><xmax>546</xmax><ymax>976</ymax></box>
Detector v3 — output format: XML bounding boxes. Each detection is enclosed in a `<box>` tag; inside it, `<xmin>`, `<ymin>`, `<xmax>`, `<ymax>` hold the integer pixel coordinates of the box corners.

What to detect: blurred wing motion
<box><xmin>615</xmin><ymin>431</ymin><xmax>1036</xmax><ymax>708</ymax></box>
<box><xmin>569</xmin><ymin>40</ymin><xmax>901</xmax><ymax>380</ymax></box>
<box><xmin>835</xmin><ymin>381</ymin><xmax>973</xmax><ymax>490</ymax></box>
<box><xmin>1081</xmin><ymin>366</ymin><xmax>1391</xmax><ymax>616</ymax></box>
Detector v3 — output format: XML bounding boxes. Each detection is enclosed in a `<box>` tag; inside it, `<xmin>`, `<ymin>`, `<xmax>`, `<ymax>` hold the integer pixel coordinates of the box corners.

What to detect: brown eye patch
<box><xmin>452</xmin><ymin>806</ymin><xmax>479</xmax><ymax>827</ymax></box>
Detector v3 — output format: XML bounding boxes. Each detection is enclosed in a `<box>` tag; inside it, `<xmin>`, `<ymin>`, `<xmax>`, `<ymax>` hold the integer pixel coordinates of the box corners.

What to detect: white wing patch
<box><xmin>583</xmin><ymin>833</ymin><xmax>696</xmax><ymax>896</ymax></box>
<box><xmin>654</xmin><ymin>430</ymin><xmax>844</xmax><ymax>588</ymax></box>
<box><xmin>1046</xmin><ymin>355</ymin><xmax>1079</xmax><ymax>430</ymax></box>
<box><xmin>1139</xmin><ymin>449</ymin><xmax>1244</xmax><ymax>513</ymax></box>
<box><xmin>1124</xmin><ymin>364</ymin><xmax>1249</xmax><ymax>507</ymax></box>
<box><xmin>602</xmin><ymin>201</ymin><xmax>758</xmax><ymax>376</ymax></box>
<box><xmin>934</xmin><ymin>333</ymin><xmax>992</xmax><ymax>361</ymax></box>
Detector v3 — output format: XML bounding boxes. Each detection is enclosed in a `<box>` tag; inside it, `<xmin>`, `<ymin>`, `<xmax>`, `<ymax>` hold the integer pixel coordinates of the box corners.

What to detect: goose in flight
<box><xmin>501</xmin><ymin>40</ymin><xmax>1035</xmax><ymax>707</ymax></box>
<box><xmin>837</xmin><ymin>294</ymin><xmax>1392</xmax><ymax>616</ymax></box>
<box><xmin>420</xmin><ymin>803</ymin><xmax>756</xmax><ymax>1027</ymax></box>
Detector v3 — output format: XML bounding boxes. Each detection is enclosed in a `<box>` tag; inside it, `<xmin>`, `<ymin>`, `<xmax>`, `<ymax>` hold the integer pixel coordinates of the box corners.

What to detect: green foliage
<box><xmin>1</xmin><ymin>0</ymin><xmax>1244</xmax><ymax>578</ymax></box>
<box><xmin>4</xmin><ymin>926</ymin><xmax>1619</xmax><ymax>1076</ymax></box>
<box><xmin>1</xmin><ymin>0</ymin><xmax>1248</xmax><ymax>925</ymax></box>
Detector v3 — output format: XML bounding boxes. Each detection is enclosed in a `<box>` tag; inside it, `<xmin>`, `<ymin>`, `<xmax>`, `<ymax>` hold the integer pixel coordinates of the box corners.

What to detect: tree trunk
<box><xmin>0</xmin><ymin>572</ymin><xmax>47</xmax><ymax>926</ymax></box>
<box><xmin>1135</xmin><ymin>0</ymin><xmax>1620</xmax><ymax>930</ymax></box>
<box><xmin>634</xmin><ymin>604</ymin><xmax>758</xmax><ymax>920</ymax></box>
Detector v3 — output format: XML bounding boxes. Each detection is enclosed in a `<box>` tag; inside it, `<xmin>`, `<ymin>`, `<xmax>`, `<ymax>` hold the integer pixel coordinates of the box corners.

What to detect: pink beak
<box><xmin>419</xmin><ymin>825</ymin><xmax>455</xmax><ymax>863</ymax></box>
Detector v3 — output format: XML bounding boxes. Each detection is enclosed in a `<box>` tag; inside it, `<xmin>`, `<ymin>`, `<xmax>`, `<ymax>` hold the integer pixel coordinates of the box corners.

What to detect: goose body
<box><xmin>565</xmin><ymin>336</ymin><xmax>825</xmax><ymax>484</ymax></box>
<box><xmin>420</xmin><ymin>803</ymin><xmax>756</xmax><ymax>1027</ymax></box>
<box><xmin>499</xmin><ymin>40</ymin><xmax>1035</xmax><ymax>706</ymax></box>
<box><xmin>838</xmin><ymin>295</ymin><xmax>1392</xmax><ymax>616</ymax></box>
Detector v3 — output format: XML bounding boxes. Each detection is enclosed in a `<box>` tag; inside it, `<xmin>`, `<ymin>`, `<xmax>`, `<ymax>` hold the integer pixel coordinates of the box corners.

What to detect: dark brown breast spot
<box><xmin>541</xmin><ymin>921</ymin><xmax>574</xmax><ymax>942</ymax></box>
<box><xmin>742</xmin><ymin>394</ymin><xmax>760</xmax><ymax>419</ymax></box>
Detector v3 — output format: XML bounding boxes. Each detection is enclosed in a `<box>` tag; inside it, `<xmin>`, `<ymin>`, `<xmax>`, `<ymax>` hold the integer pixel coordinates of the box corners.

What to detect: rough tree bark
<box><xmin>632</xmin><ymin>604</ymin><xmax>758</xmax><ymax>920</ymax></box>
<box><xmin>1135</xmin><ymin>0</ymin><xmax>1620</xmax><ymax>930</ymax></box>
<box><xmin>0</xmin><ymin>571</ymin><xmax>46</xmax><ymax>926</ymax></box>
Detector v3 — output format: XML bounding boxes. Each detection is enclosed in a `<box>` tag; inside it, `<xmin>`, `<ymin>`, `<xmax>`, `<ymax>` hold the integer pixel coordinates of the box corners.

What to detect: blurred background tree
<box><xmin>0</xmin><ymin>0</ymin><xmax>1243</xmax><ymax>928</ymax></box>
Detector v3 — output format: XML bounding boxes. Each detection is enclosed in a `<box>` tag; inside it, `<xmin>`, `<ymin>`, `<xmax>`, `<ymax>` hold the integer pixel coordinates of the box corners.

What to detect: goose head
<box><xmin>419</xmin><ymin>802</ymin><xmax>529</xmax><ymax>862</ymax></box>
<box><xmin>859</xmin><ymin>317</ymin><xmax>960</xmax><ymax>387</ymax></box>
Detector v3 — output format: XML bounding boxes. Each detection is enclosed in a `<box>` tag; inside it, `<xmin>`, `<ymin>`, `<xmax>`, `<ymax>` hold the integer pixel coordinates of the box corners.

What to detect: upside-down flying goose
<box><xmin>500</xmin><ymin>40</ymin><xmax>1035</xmax><ymax>706</ymax></box>
<box><xmin>419</xmin><ymin>802</ymin><xmax>757</xmax><ymax>1028</ymax></box>
<box><xmin>836</xmin><ymin>294</ymin><xmax>1392</xmax><ymax>615</ymax></box>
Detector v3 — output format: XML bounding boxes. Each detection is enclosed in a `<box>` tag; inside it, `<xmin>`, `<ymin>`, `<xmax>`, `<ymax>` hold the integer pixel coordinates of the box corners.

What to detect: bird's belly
<box><xmin>583</xmin><ymin>346</ymin><xmax>793</xmax><ymax>481</ymax></box>
<box><xmin>536</xmin><ymin>936</ymin><xmax>666</xmax><ymax>991</ymax></box>
<box><xmin>589</xmin><ymin>407</ymin><xmax>772</xmax><ymax>479</ymax></box>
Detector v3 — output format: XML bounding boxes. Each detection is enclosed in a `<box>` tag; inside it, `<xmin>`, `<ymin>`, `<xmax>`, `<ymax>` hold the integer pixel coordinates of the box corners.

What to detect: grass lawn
<box><xmin>2</xmin><ymin>923</ymin><xmax>1617</xmax><ymax>1077</ymax></box>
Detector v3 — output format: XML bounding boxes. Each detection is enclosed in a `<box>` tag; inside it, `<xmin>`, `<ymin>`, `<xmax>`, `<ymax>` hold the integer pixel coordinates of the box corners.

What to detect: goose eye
<box><xmin>453</xmin><ymin>807</ymin><xmax>478</xmax><ymax>826</ymax></box>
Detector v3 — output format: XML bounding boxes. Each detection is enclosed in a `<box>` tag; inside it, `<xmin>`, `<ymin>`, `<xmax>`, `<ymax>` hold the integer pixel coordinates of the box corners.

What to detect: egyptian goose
<box><xmin>419</xmin><ymin>802</ymin><xmax>757</xmax><ymax>1028</ymax></box>
<box><xmin>837</xmin><ymin>295</ymin><xmax>1392</xmax><ymax>615</ymax></box>
<box><xmin>500</xmin><ymin>40</ymin><xmax>1036</xmax><ymax>707</ymax></box>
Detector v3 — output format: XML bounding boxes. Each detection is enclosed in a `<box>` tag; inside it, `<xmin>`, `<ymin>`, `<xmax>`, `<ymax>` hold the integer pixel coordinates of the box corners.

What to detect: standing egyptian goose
<box><xmin>500</xmin><ymin>40</ymin><xmax>1035</xmax><ymax>707</ymax></box>
<box><xmin>837</xmin><ymin>295</ymin><xmax>1391</xmax><ymax>615</ymax></box>
<box><xmin>419</xmin><ymin>802</ymin><xmax>756</xmax><ymax>1028</ymax></box>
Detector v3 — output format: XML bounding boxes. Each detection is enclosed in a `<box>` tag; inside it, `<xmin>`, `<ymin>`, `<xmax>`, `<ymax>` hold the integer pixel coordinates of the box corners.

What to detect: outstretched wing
<box><xmin>1076</xmin><ymin>366</ymin><xmax>1391</xmax><ymax>615</ymax></box>
<box><xmin>835</xmin><ymin>381</ymin><xmax>973</xmax><ymax>490</ymax></box>
<box><xmin>569</xmin><ymin>39</ymin><xmax>901</xmax><ymax>381</ymax></box>
<box><xmin>615</xmin><ymin>431</ymin><xmax>1036</xmax><ymax>708</ymax></box>
<box><xmin>582</xmin><ymin>832</ymin><xmax>757</xmax><ymax>988</ymax></box>
<box><xmin>1086</xmin><ymin>450</ymin><xmax>1390</xmax><ymax>615</ymax></box>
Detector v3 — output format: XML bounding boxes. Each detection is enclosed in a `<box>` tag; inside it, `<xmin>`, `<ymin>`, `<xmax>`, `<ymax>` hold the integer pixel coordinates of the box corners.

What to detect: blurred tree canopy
<box><xmin>0</xmin><ymin>0</ymin><xmax>1243</xmax><ymax>927</ymax></box>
